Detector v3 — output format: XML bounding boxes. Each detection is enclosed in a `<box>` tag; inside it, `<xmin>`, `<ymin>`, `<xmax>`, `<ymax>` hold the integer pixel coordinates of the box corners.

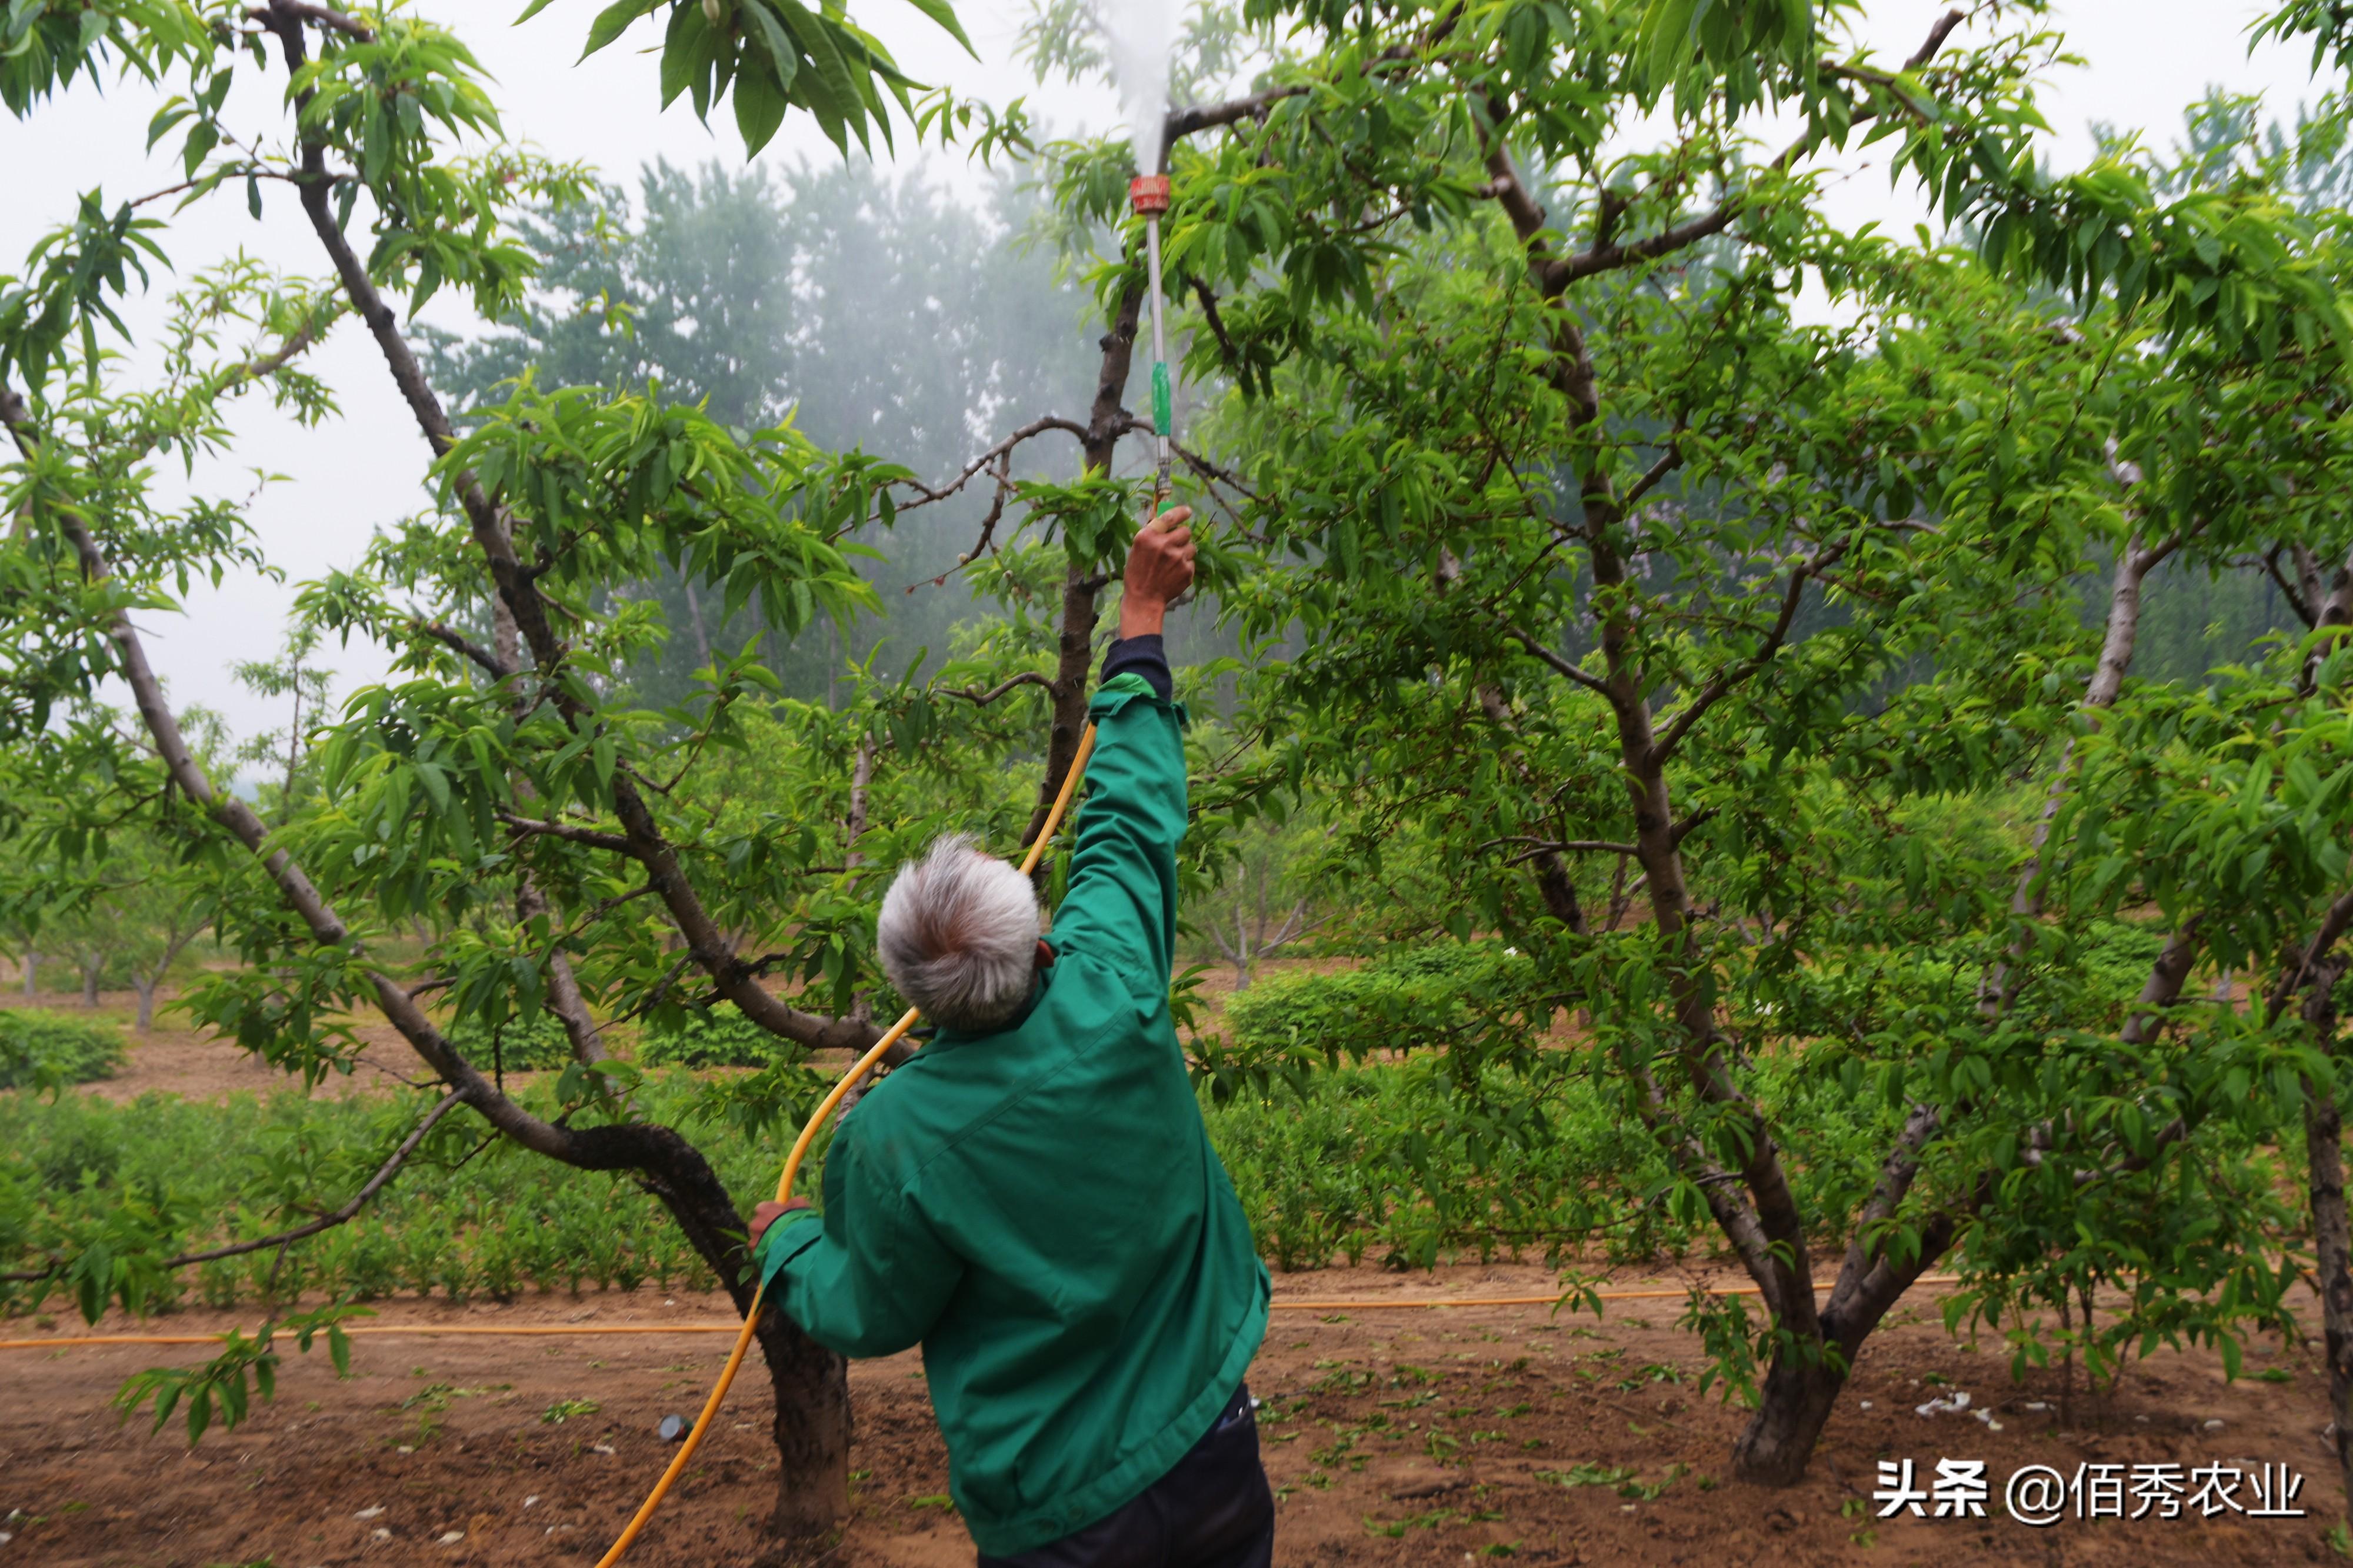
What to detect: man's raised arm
<box><xmin>1050</xmin><ymin>507</ymin><xmax>1199</xmax><ymax>988</ymax></box>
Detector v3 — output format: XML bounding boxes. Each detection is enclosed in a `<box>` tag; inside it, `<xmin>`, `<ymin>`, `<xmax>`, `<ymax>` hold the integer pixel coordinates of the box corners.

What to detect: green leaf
<box><xmin>895</xmin><ymin>0</ymin><xmax>974</xmax><ymax>57</ymax></box>
<box><xmin>658</xmin><ymin>2</ymin><xmax>705</xmax><ymax>110</ymax></box>
<box><xmin>734</xmin><ymin>63</ymin><xmax>790</xmax><ymax>155</ymax></box>
<box><xmin>772</xmin><ymin>0</ymin><xmax>862</xmax><ymax>144</ymax></box>
<box><xmin>582</xmin><ymin>0</ymin><xmax>656</xmax><ymax>59</ymax></box>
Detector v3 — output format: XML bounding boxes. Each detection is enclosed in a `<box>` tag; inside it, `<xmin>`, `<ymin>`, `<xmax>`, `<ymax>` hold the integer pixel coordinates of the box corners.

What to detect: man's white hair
<box><xmin>876</xmin><ymin>833</ymin><xmax>1042</xmax><ymax>1034</ymax></box>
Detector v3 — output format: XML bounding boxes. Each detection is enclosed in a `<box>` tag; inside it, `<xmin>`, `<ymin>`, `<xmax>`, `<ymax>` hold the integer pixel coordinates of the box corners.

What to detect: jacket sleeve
<box><xmin>757</xmin><ymin>1122</ymin><xmax>964</xmax><ymax>1359</ymax></box>
<box><xmin>1048</xmin><ymin>650</ymin><xmax>1187</xmax><ymax>991</ymax></box>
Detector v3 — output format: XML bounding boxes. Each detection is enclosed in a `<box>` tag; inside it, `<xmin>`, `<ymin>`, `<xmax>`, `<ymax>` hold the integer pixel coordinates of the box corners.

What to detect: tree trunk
<box><xmin>81</xmin><ymin>956</ymin><xmax>101</xmax><ymax>1007</ymax></box>
<box><xmin>19</xmin><ymin>950</ymin><xmax>33</xmax><ymax>996</ymax></box>
<box><xmin>134</xmin><ymin>976</ymin><xmax>157</xmax><ymax>1030</ymax></box>
<box><xmin>1982</xmin><ymin>531</ymin><xmax>2177</xmax><ymax>1015</ymax></box>
<box><xmin>758</xmin><ymin>1310</ymin><xmax>852</xmax><ymax>1541</ymax></box>
<box><xmin>2300</xmin><ymin>959</ymin><xmax>2353</xmax><ymax>1523</ymax></box>
<box><xmin>560</xmin><ymin>1117</ymin><xmax>852</xmax><ymax>1539</ymax></box>
<box><xmin>1022</xmin><ymin>280</ymin><xmax>1144</xmax><ymax>855</ymax></box>
<box><xmin>1730</xmin><ymin>1354</ymin><xmax>1848</xmax><ymax>1486</ymax></box>
<box><xmin>682</xmin><ymin>575</ymin><xmax>716</xmax><ymax>673</ymax></box>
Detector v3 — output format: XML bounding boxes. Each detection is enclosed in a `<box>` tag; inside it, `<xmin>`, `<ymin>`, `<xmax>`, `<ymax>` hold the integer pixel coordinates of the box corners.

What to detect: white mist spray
<box><xmin>1096</xmin><ymin>0</ymin><xmax>1173</xmax><ymax>172</ymax></box>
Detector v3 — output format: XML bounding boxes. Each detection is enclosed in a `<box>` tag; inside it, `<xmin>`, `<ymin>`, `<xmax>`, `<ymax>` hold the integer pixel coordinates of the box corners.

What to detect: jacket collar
<box><xmin>925</xmin><ymin>962</ymin><xmax>1051</xmax><ymax>1052</ymax></box>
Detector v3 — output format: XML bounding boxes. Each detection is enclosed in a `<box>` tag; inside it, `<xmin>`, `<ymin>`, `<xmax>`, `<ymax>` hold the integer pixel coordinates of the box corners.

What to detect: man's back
<box><xmin>761</xmin><ymin>674</ymin><xmax>1271</xmax><ymax>1557</ymax></box>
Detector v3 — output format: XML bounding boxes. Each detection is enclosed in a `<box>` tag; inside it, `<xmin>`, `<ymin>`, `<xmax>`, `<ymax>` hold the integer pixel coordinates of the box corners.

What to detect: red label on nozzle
<box><xmin>1129</xmin><ymin>174</ymin><xmax>1171</xmax><ymax>216</ymax></box>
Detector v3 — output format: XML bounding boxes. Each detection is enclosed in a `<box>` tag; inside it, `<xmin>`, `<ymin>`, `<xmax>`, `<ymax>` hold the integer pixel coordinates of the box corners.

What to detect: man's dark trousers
<box><xmin>976</xmin><ymin>1386</ymin><xmax>1274</xmax><ymax>1568</ymax></box>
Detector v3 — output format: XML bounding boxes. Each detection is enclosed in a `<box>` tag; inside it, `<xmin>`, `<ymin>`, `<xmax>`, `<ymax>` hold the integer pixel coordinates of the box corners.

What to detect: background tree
<box><xmin>103</xmin><ymin>830</ymin><xmax>217</xmax><ymax>1031</ymax></box>
<box><xmin>232</xmin><ymin>629</ymin><xmax>335</xmax><ymax>827</ymax></box>
<box><xmin>998</xmin><ymin>0</ymin><xmax>2353</xmax><ymax>1489</ymax></box>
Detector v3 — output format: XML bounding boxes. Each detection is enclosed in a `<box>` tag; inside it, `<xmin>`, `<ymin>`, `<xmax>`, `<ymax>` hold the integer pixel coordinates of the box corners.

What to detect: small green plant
<box><xmin>1536</xmin><ymin>1462</ymin><xmax>1687</xmax><ymax>1499</ymax></box>
<box><xmin>541</xmin><ymin>1397</ymin><xmax>602</xmax><ymax>1424</ymax></box>
<box><xmin>635</xmin><ymin>1006</ymin><xmax>795</xmax><ymax>1069</ymax></box>
<box><xmin>401</xmin><ymin>1380</ymin><xmax>495</xmax><ymax>1442</ymax></box>
<box><xmin>0</xmin><ymin>1010</ymin><xmax>126</xmax><ymax>1092</ymax></box>
<box><xmin>442</xmin><ymin>1014</ymin><xmax>574</xmax><ymax>1072</ymax></box>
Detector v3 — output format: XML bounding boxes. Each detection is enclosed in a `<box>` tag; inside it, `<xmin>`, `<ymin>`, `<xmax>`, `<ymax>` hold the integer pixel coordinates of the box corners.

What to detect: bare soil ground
<box><xmin>2</xmin><ymin>1270</ymin><xmax>2344</xmax><ymax>1568</ymax></box>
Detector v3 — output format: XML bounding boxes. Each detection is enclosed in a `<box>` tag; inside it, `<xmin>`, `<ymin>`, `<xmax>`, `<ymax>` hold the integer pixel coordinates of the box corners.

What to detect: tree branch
<box><xmin>1021</xmin><ymin>279</ymin><xmax>1145</xmax><ymax>856</ymax></box>
<box><xmin>1484</xmin><ymin>835</ymin><xmax>1640</xmax><ymax>861</ymax></box>
<box><xmin>1534</xmin><ymin>9</ymin><xmax>1967</xmax><ymax>292</ymax></box>
<box><xmin>1904</xmin><ymin>7</ymin><xmax>1967</xmax><ymax>69</ymax></box>
<box><xmin>1501</xmin><ymin>622</ymin><xmax>1618</xmax><ymax>704</ymax></box>
<box><xmin>1188</xmin><ymin>275</ymin><xmax>1244</xmax><ymax>371</ymax></box>
<box><xmin>495</xmin><ymin>809</ymin><xmax>632</xmax><ymax>854</ymax></box>
<box><xmin>940</xmin><ymin>671</ymin><xmax>1054</xmax><ymax>707</ymax></box>
<box><xmin>1982</xmin><ymin>528</ymin><xmax>2180</xmax><ymax>1015</ymax></box>
<box><xmin>1620</xmin><ymin>440</ymin><xmax>1684</xmax><ymax>510</ymax></box>
<box><xmin>2265</xmin><ymin>545</ymin><xmax>2318</xmax><ymax>629</ymax></box>
<box><xmin>4</xmin><ymin>379</ymin><xmax>588</xmax><ymax>1167</ymax></box>
<box><xmin>2268</xmin><ymin>890</ymin><xmax>2353</xmax><ymax>1020</ymax></box>
<box><xmin>894</xmin><ymin>416</ymin><xmax>1093</xmax><ymax>513</ymax></box>
<box><xmin>415</xmin><ymin>619</ymin><xmax>512</xmax><ymax>680</ymax></box>
<box><xmin>1159</xmin><ymin>2</ymin><xmax>1462</xmax><ymax>152</ymax></box>
<box><xmin>1647</xmin><ymin>552</ymin><xmax>1832</xmax><ymax>768</ymax></box>
<box><xmin>248</xmin><ymin>1</ymin><xmax>371</xmax><ymax>40</ymax></box>
<box><xmin>162</xmin><ymin>1090</ymin><xmax>463</xmax><ymax>1268</ymax></box>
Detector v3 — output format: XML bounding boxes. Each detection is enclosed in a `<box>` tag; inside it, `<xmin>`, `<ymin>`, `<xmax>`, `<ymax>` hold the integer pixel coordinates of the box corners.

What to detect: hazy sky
<box><xmin>0</xmin><ymin>0</ymin><xmax>2336</xmax><ymax>739</ymax></box>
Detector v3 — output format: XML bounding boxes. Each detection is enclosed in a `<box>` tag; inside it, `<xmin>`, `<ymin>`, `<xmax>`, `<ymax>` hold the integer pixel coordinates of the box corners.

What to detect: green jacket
<box><xmin>757</xmin><ymin>672</ymin><xmax>1271</xmax><ymax>1555</ymax></box>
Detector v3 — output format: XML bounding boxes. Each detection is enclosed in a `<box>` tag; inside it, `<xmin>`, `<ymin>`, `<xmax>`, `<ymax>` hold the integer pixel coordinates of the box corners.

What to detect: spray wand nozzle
<box><xmin>1129</xmin><ymin>174</ymin><xmax>1175</xmax><ymax>515</ymax></box>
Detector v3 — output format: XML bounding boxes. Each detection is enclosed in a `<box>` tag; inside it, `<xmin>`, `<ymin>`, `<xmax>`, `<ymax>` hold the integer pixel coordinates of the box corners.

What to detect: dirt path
<box><xmin>0</xmin><ymin>955</ymin><xmax>1361</xmax><ymax>1108</ymax></box>
<box><xmin>2</xmin><ymin>1266</ymin><xmax>2342</xmax><ymax>1567</ymax></box>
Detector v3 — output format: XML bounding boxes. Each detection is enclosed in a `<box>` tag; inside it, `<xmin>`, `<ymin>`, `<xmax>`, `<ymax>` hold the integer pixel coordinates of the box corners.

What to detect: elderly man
<box><xmin>749</xmin><ymin>505</ymin><xmax>1274</xmax><ymax>1567</ymax></box>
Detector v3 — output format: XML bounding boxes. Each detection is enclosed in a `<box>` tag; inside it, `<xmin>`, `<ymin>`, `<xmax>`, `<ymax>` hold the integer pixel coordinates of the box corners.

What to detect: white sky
<box><xmin>0</xmin><ymin>0</ymin><xmax>2335</xmax><ymax>740</ymax></box>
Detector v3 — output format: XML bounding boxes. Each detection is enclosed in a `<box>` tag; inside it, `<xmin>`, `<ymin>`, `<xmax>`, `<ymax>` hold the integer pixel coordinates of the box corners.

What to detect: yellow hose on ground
<box><xmin>590</xmin><ymin>723</ymin><xmax>1101</xmax><ymax>1567</ymax></box>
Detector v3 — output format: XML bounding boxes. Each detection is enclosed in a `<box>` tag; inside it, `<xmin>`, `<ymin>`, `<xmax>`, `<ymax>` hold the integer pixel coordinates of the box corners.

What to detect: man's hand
<box><xmin>749</xmin><ymin>1196</ymin><xmax>812</xmax><ymax>1249</ymax></box>
<box><xmin>1119</xmin><ymin>504</ymin><xmax>1197</xmax><ymax>640</ymax></box>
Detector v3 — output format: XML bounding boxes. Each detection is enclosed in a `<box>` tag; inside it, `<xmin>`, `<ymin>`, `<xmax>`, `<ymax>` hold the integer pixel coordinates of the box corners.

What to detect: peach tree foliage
<box><xmin>0</xmin><ymin>0</ymin><xmax>1088</xmax><ymax>1537</ymax></box>
<box><xmin>1012</xmin><ymin>0</ymin><xmax>2353</xmax><ymax>1487</ymax></box>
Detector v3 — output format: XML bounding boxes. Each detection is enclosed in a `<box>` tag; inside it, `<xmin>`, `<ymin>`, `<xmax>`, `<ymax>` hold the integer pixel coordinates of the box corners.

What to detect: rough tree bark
<box><xmin>2282</xmin><ymin>896</ymin><xmax>2353</xmax><ymax>1528</ymax></box>
<box><xmin>2304</xmin><ymin>989</ymin><xmax>2353</xmax><ymax>1525</ymax></box>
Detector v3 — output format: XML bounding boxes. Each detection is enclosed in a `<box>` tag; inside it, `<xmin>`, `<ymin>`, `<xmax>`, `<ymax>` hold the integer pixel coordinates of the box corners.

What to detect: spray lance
<box><xmin>1129</xmin><ymin>168</ymin><xmax>1175</xmax><ymax>516</ymax></box>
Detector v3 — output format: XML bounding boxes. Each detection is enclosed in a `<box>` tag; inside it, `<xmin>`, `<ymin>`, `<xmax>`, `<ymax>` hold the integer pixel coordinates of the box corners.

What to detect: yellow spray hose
<box><xmin>591</xmin><ymin>723</ymin><xmax>1100</xmax><ymax>1568</ymax></box>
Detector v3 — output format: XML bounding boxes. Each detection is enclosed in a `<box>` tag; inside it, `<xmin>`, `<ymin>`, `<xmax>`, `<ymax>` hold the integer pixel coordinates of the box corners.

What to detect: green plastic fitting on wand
<box><xmin>1151</xmin><ymin>362</ymin><xmax>1172</xmax><ymax>436</ymax></box>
